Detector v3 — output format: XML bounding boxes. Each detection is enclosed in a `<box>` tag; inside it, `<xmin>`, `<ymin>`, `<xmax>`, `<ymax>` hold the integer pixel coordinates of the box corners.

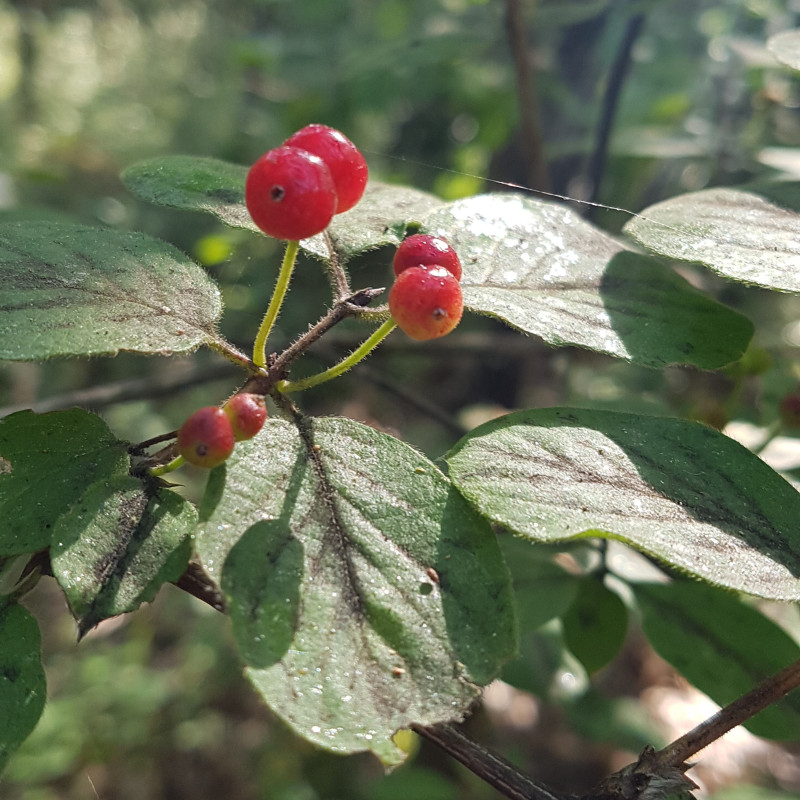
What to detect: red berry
<box><xmin>284</xmin><ymin>124</ymin><xmax>368</xmax><ymax>214</ymax></box>
<box><xmin>389</xmin><ymin>265</ymin><xmax>464</xmax><ymax>341</ymax></box>
<box><xmin>245</xmin><ymin>145</ymin><xmax>337</xmax><ymax>240</ymax></box>
<box><xmin>393</xmin><ymin>234</ymin><xmax>462</xmax><ymax>281</ymax></box>
<box><xmin>223</xmin><ymin>393</ymin><xmax>267</xmax><ymax>441</ymax></box>
<box><xmin>177</xmin><ymin>407</ymin><xmax>235</xmax><ymax>469</ymax></box>
<box><xmin>780</xmin><ymin>394</ymin><xmax>800</xmax><ymax>429</ymax></box>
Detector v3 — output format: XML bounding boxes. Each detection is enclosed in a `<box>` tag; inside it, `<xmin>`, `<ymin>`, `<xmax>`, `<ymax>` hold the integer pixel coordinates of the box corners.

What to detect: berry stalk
<box><xmin>278</xmin><ymin>318</ymin><xmax>397</xmax><ymax>394</ymax></box>
<box><xmin>253</xmin><ymin>239</ymin><xmax>300</xmax><ymax>368</ymax></box>
<box><xmin>149</xmin><ymin>454</ymin><xmax>185</xmax><ymax>476</ymax></box>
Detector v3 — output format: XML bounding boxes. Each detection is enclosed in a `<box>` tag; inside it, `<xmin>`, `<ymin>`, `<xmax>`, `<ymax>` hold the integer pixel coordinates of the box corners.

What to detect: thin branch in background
<box><xmin>585</xmin><ymin>6</ymin><xmax>645</xmax><ymax>218</ymax></box>
<box><xmin>504</xmin><ymin>0</ymin><xmax>550</xmax><ymax>191</ymax></box>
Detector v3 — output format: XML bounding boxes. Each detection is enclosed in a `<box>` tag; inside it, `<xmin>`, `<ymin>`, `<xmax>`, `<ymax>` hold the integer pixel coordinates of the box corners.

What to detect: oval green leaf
<box><xmin>447</xmin><ymin>408</ymin><xmax>800</xmax><ymax>600</ymax></box>
<box><xmin>0</xmin><ymin>221</ymin><xmax>222</xmax><ymax>359</ymax></box>
<box><xmin>421</xmin><ymin>193</ymin><xmax>752</xmax><ymax>368</ymax></box>
<box><xmin>636</xmin><ymin>581</ymin><xmax>800</xmax><ymax>740</ymax></box>
<box><xmin>51</xmin><ymin>476</ymin><xmax>195</xmax><ymax>637</ymax></box>
<box><xmin>624</xmin><ymin>183</ymin><xmax>800</xmax><ymax>293</ymax></box>
<box><xmin>0</xmin><ymin>410</ymin><xmax>130</xmax><ymax>556</ymax></box>
<box><xmin>0</xmin><ymin>604</ymin><xmax>46</xmax><ymax>774</ymax></box>
<box><xmin>195</xmin><ymin>417</ymin><xmax>516</xmax><ymax>764</ymax></box>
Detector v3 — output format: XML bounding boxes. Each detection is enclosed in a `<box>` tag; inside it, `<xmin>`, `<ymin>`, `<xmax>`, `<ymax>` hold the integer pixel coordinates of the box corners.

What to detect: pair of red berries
<box><xmin>388</xmin><ymin>234</ymin><xmax>464</xmax><ymax>341</ymax></box>
<box><xmin>177</xmin><ymin>393</ymin><xmax>267</xmax><ymax>469</ymax></box>
<box><xmin>245</xmin><ymin>124</ymin><xmax>369</xmax><ymax>241</ymax></box>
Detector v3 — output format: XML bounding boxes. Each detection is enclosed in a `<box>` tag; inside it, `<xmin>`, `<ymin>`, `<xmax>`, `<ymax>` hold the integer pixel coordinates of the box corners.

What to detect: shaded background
<box><xmin>2</xmin><ymin>0</ymin><xmax>800</xmax><ymax>797</ymax></box>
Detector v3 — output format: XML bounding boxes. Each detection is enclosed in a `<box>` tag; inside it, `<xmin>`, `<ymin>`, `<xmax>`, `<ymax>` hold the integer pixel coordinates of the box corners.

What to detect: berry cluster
<box><xmin>245</xmin><ymin>124</ymin><xmax>368</xmax><ymax>241</ymax></box>
<box><xmin>177</xmin><ymin>393</ymin><xmax>267</xmax><ymax>469</ymax></box>
<box><xmin>389</xmin><ymin>234</ymin><xmax>464</xmax><ymax>341</ymax></box>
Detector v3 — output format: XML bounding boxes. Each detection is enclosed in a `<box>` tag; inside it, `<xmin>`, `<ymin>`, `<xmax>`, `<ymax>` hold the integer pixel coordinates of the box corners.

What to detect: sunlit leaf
<box><xmin>447</xmin><ymin>408</ymin><xmax>800</xmax><ymax>600</ymax></box>
<box><xmin>768</xmin><ymin>29</ymin><xmax>800</xmax><ymax>72</ymax></box>
<box><xmin>624</xmin><ymin>183</ymin><xmax>800</xmax><ymax>292</ymax></box>
<box><xmin>636</xmin><ymin>581</ymin><xmax>800</xmax><ymax>739</ymax></box>
<box><xmin>195</xmin><ymin>417</ymin><xmax>515</xmax><ymax>764</ymax></box>
<box><xmin>51</xmin><ymin>477</ymin><xmax>195</xmax><ymax>636</ymax></box>
<box><xmin>0</xmin><ymin>410</ymin><xmax>130</xmax><ymax>556</ymax></box>
<box><xmin>0</xmin><ymin>604</ymin><xmax>46</xmax><ymax>774</ymax></box>
<box><xmin>421</xmin><ymin>193</ymin><xmax>752</xmax><ymax>368</ymax></box>
<box><xmin>0</xmin><ymin>221</ymin><xmax>222</xmax><ymax>359</ymax></box>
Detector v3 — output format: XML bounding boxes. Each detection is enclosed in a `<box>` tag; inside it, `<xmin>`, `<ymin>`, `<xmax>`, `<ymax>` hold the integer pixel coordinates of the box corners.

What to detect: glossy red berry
<box><xmin>393</xmin><ymin>234</ymin><xmax>462</xmax><ymax>281</ymax></box>
<box><xmin>245</xmin><ymin>145</ymin><xmax>337</xmax><ymax>240</ymax></box>
<box><xmin>223</xmin><ymin>393</ymin><xmax>268</xmax><ymax>441</ymax></box>
<box><xmin>177</xmin><ymin>406</ymin><xmax>236</xmax><ymax>469</ymax></box>
<box><xmin>284</xmin><ymin>124</ymin><xmax>368</xmax><ymax>214</ymax></box>
<box><xmin>389</xmin><ymin>265</ymin><xmax>464</xmax><ymax>341</ymax></box>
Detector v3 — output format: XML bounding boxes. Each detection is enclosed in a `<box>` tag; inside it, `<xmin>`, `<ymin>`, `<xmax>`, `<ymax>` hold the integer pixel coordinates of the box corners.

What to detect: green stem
<box><xmin>149</xmin><ymin>454</ymin><xmax>185</xmax><ymax>477</ymax></box>
<box><xmin>278</xmin><ymin>319</ymin><xmax>397</xmax><ymax>394</ymax></box>
<box><xmin>253</xmin><ymin>239</ymin><xmax>300</xmax><ymax>368</ymax></box>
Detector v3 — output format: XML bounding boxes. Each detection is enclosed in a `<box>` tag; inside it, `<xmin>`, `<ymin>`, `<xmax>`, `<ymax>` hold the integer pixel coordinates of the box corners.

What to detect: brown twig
<box><xmin>504</xmin><ymin>0</ymin><xmax>549</xmax><ymax>191</ymax></box>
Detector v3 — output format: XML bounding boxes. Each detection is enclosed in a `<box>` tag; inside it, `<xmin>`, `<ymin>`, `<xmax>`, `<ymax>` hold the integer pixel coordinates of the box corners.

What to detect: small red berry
<box><xmin>780</xmin><ymin>393</ymin><xmax>800</xmax><ymax>429</ymax></box>
<box><xmin>389</xmin><ymin>265</ymin><xmax>464</xmax><ymax>341</ymax></box>
<box><xmin>393</xmin><ymin>234</ymin><xmax>462</xmax><ymax>281</ymax></box>
<box><xmin>284</xmin><ymin>124</ymin><xmax>368</xmax><ymax>214</ymax></box>
<box><xmin>223</xmin><ymin>393</ymin><xmax>268</xmax><ymax>441</ymax></box>
<box><xmin>177</xmin><ymin>406</ymin><xmax>235</xmax><ymax>469</ymax></box>
<box><xmin>245</xmin><ymin>145</ymin><xmax>337</xmax><ymax>240</ymax></box>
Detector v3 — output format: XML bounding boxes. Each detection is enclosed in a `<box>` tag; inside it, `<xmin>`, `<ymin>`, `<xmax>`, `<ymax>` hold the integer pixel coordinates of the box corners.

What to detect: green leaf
<box><xmin>196</xmin><ymin>417</ymin><xmax>516</xmax><ymax>764</ymax></box>
<box><xmin>447</xmin><ymin>408</ymin><xmax>800</xmax><ymax>600</ymax></box>
<box><xmin>51</xmin><ymin>477</ymin><xmax>195</xmax><ymax>636</ymax></box>
<box><xmin>421</xmin><ymin>194</ymin><xmax>752</xmax><ymax>368</ymax></box>
<box><xmin>624</xmin><ymin>183</ymin><xmax>800</xmax><ymax>293</ymax></box>
<box><xmin>0</xmin><ymin>604</ymin><xmax>46</xmax><ymax>774</ymax></box>
<box><xmin>562</xmin><ymin>576</ymin><xmax>628</xmax><ymax>675</ymax></box>
<box><xmin>301</xmin><ymin>182</ymin><xmax>444</xmax><ymax>262</ymax></box>
<box><xmin>0</xmin><ymin>221</ymin><xmax>222</xmax><ymax>360</ymax></box>
<box><xmin>0</xmin><ymin>410</ymin><xmax>130</xmax><ymax>556</ymax></box>
<box><xmin>121</xmin><ymin>155</ymin><xmax>444</xmax><ymax>262</ymax></box>
<box><xmin>635</xmin><ymin>581</ymin><xmax>800</xmax><ymax>740</ymax></box>
<box><xmin>768</xmin><ymin>29</ymin><xmax>800</xmax><ymax>72</ymax></box>
<box><xmin>121</xmin><ymin>156</ymin><xmax>254</xmax><ymax>230</ymax></box>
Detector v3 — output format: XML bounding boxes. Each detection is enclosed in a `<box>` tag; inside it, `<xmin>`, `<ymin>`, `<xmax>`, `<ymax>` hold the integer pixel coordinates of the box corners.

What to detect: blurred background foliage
<box><xmin>2</xmin><ymin>0</ymin><xmax>800</xmax><ymax>797</ymax></box>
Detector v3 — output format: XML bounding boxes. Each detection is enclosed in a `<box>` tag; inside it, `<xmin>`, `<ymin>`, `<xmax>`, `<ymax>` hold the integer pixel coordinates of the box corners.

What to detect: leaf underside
<box><xmin>421</xmin><ymin>193</ymin><xmax>753</xmax><ymax>369</ymax></box>
<box><xmin>447</xmin><ymin>407</ymin><xmax>800</xmax><ymax>600</ymax></box>
<box><xmin>195</xmin><ymin>416</ymin><xmax>516</xmax><ymax>764</ymax></box>
<box><xmin>0</xmin><ymin>220</ymin><xmax>222</xmax><ymax>359</ymax></box>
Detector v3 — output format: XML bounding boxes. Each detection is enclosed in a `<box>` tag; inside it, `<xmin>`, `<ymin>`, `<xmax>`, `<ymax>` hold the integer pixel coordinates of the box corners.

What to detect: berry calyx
<box><xmin>284</xmin><ymin>124</ymin><xmax>368</xmax><ymax>214</ymax></box>
<box><xmin>245</xmin><ymin>145</ymin><xmax>337</xmax><ymax>240</ymax></box>
<box><xmin>223</xmin><ymin>393</ymin><xmax>268</xmax><ymax>441</ymax></box>
<box><xmin>393</xmin><ymin>234</ymin><xmax>462</xmax><ymax>281</ymax></box>
<box><xmin>177</xmin><ymin>406</ymin><xmax>236</xmax><ymax>469</ymax></box>
<box><xmin>389</xmin><ymin>265</ymin><xmax>464</xmax><ymax>341</ymax></box>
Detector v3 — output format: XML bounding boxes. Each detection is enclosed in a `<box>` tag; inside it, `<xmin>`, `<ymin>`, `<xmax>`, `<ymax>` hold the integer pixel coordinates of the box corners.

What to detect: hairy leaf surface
<box><xmin>447</xmin><ymin>408</ymin><xmax>800</xmax><ymax>600</ymax></box>
<box><xmin>0</xmin><ymin>604</ymin><xmax>46</xmax><ymax>773</ymax></box>
<box><xmin>636</xmin><ymin>581</ymin><xmax>800</xmax><ymax>739</ymax></box>
<box><xmin>624</xmin><ymin>183</ymin><xmax>800</xmax><ymax>292</ymax></box>
<box><xmin>0</xmin><ymin>221</ymin><xmax>222</xmax><ymax>359</ymax></box>
<box><xmin>421</xmin><ymin>193</ymin><xmax>752</xmax><ymax>368</ymax></box>
<box><xmin>196</xmin><ymin>417</ymin><xmax>515</xmax><ymax>763</ymax></box>
<box><xmin>0</xmin><ymin>410</ymin><xmax>130</xmax><ymax>556</ymax></box>
<box><xmin>51</xmin><ymin>477</ymin><xmax>195</xmax><ymax>636</ymax></box>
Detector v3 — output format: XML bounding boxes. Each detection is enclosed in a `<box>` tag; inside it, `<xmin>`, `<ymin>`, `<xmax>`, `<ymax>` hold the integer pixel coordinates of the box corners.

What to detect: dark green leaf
<box><xmin>447</xmin><ymin>408</ymin><xmax>800</xmax><ymax>600</ymax></box>
<box><xmin>562</xmin><ymin>577</ymin><xmax>628</xmax><ymax>674</ymax></box>
<box><xmin>122</xmin><ymin>156</ymin><xmax>254</xmax><ymax>230</ymax></box>
<box><xmin>51</xmin><ymin>477</ymin><xmax>195</xmax><ymax>636</ymax></box>
<box><xmin>636</xmin><ymin>581</ymin><xmax>800</xmax><ymax>739</ymax></box>
<box><xmin>0</xmin><ymin>604</ymin><xmax>46</xmax><ymax>773</ymax></box>
<box><xmin>0</xmin><ymin>410</ymin><xmax>130</xmax><ymax>556</ymax></box>
<box><xmin>624</xmin><ymin>183</ymin><xmax>800</xmax><ymax>293</ymax></box>
<box><xmin>422</xmin><ymin>194</ymin><xmax>752</xmax><ymax>368</ymax></box>
<box><xmin>196</xmin><ymin>417</ymin><xmax>515</xmax><ymax>764</ymax></box>
<box><xmin>0</xmin><ymin>221</ymin><xmax>222</xmax><ymax>359</ymax></box>
<box><xmin>768</xmin><ymin>30</ymin><xmax>800</xmax><ymax>72</ymax></box>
